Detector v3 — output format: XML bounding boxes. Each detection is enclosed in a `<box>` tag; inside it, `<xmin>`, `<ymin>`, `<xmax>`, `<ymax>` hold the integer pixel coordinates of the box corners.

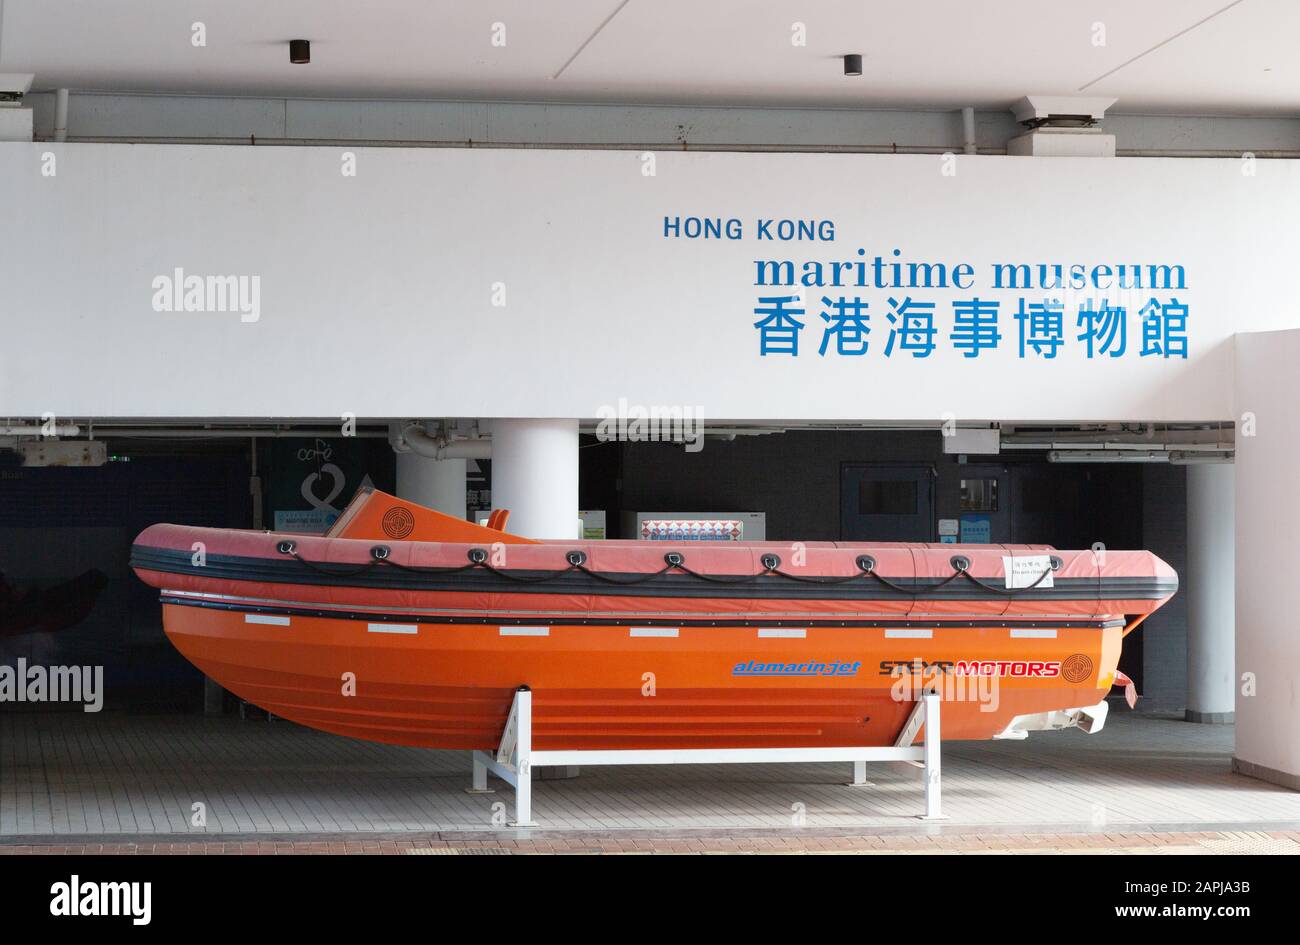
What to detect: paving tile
<box><xmin>3</xmin><ymin>710</ymin><xmax>1300</xmax><ymax>846</ymax></box>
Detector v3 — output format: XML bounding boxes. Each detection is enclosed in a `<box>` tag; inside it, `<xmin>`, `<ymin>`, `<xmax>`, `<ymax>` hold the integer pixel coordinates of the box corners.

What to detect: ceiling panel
<box><xmin>0</xmin><ymin>0</ymin><xmax>1294</xmax><ymax>114</ymax></box>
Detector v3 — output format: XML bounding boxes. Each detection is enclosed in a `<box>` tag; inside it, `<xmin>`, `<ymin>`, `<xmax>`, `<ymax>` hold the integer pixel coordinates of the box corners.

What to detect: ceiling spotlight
<box><xmin>289</xmin><ymin>39</ymin><xmax>310</xmax><ymax>64</ymax></box>
<box><xmin>843</xmin><ymin>54</ymin><xmax>862</xmax><ymax>76</ymax></box>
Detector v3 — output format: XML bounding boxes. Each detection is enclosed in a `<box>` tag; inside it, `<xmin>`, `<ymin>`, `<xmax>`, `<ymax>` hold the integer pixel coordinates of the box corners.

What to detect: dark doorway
<box><xmin>840</xmin><ymin>463</ymin><xmax>935</xmax><ymax>541</ymax></box>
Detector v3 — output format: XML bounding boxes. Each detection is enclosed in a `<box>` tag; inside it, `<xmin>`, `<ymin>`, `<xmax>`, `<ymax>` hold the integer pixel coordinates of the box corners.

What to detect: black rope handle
<box><xmin>862</xmin><ymin>571</ymin><xmax>916</xmax><ymax>594</ymax></box>
<box><xmin>867</xmin><ymin>569</ymin><xmax>968</xmax><ymax>595</ymax></box>
<box><xmin>380</xmin><ymin>558</ymin><xmax>482</xmax><ymax>576</ymax></box>
<box><xmin>956</xmin><ymin>566</ymin><xmax>1055</xmax><ymax>595</ymax></box>
<box><xmin>675</xmin><ymin>564</ymin><xmax>761</xmax><ymax>585</ymax></box>
<box><xmin>279</xmin><ymin>549</ymin><xmax>380</xmax><ymax>578</ymax></box>
<box><xmin>278</xmin><ymin>541</ymin><xmax>489</xmax><ymax>578</ymax></box>
<box><xmin>477</xmin><ymin>561</ymin><xmax>580</xmax><ymax>584</ymax></box>
<box><xmin>750</xmin><ymin>551</ymin><xmax>871</xmax><ymax>585</ymax></box>
<box><xmin>575</xmin><ymin>563</ymin><xmax>677</xmax><ymax>585</ymax></box>
<box><xmin>768</xmin><ymin>569</ymin><xmax>872</xmax><ymax>585</ymax></box>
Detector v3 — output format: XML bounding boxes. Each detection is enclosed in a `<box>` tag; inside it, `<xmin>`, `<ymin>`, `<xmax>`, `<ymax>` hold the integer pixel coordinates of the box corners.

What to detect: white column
<box><xmin>491</xmin><ymin>420</ymin><xmax>581</xmax><ymax>783</ymax></box>
<box><xmin>489</xmin><ymin>419</ymin><xmax>579</xmax><ymax>539</ymax></box>
<box><xmin>396</xmin><ymin>451</ymin><xmax>467</xmax><ymax>519</ymax></box>
<box><xmin>1186</xmin><ymin>463</ymin><xmax>1235</xmax><ymax>723</ymax></box>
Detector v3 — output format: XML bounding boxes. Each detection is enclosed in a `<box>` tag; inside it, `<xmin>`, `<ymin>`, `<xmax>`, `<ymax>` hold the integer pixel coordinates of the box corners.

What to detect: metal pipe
<box><xmin>400</xmin><ymin>423</ymin><xmax>491</xmax><ymax>460</ymax></box>
<box><xmin>1116</xmin><ymin>148</ymin><xmax>1300</xmax><ymax>158</ymax></box>
<box><xmin>54</xmin><ymin>89</ymin><xmax>69</xmax><ymax>142</ymax></box>
<box><xmin>85</xmin><ymin>427</ymin><xmax>388</xmax><ymax>438</ymax></box>
<box><xmin>961</xmin><ymin>107</ymin><xmax>976</xmax><ymax>155</ymax></box>
<box><xmin>0</xmin><ymin>423</ymin><xmax>81</xmax><ymax>436</ymax></box>
<box><xmin>55</xmin><ymin>134</ymin><xmax>1001</xmax><ymax>155</ymax></box>
<box><xmin>49</xmin><ymin>135</ymin><xmax>1300</xmax><ymax>159</ymax></box>
<box><xmin>432</xmin><ymin>439</ymin><xmax>492</xmax><ymax>459</ymax></box>
<box><xmin>1010</xmin><ymin>440</ymin><xmax>1233</xmax><ymax>452</ymax></box>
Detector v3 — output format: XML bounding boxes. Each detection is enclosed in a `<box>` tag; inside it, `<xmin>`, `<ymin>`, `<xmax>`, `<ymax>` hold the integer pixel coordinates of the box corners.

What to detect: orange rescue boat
<box><xmin>131</xmin><ymin>488</ymin><xmax>1176</xmax><ymax>751</ymax></box>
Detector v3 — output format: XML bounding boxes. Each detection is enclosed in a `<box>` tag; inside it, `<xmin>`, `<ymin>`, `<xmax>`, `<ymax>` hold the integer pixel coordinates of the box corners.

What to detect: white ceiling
<box><xmin>1</xmin><ymin>0</ymin><xmax>1296</xmax><ymax>114</ymax></box>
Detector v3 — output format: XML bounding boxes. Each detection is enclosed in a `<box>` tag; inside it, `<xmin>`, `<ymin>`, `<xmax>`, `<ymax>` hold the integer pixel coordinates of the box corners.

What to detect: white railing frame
<box><xmin>469</xmin><ymin>686</ymin><xmax>946</xmax><ymax>827</ymax></box>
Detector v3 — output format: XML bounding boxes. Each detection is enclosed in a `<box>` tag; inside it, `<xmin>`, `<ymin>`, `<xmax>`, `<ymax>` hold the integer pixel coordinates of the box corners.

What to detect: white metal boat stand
<box><xmin>469</xmin><ymin>686</ymin><xmax>947</xmax><ymax>827</ymax></box>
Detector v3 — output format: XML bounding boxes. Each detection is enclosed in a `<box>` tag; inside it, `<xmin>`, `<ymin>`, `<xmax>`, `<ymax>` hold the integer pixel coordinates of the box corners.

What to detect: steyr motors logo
<box><xmin>381</xmin><ymin>506</ymin><xmax>416</xmax><ymax>539</ymax></box>
<box><xmin>1061</xmin><ymin>653</ymin><xmax>1095</xmax><ymax>683</ymax></box>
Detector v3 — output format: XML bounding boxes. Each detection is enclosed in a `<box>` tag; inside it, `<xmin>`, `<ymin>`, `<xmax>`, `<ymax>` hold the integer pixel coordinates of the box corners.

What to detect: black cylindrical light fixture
<box><xmin>289</xmin><ymin>39</ymin><xmax>311</xmax><ymax>64</ymax></box>
<box><xmin>843</xmin><ymin>53</ymin><xmax>862</xmax><ymax>76</ymax></box>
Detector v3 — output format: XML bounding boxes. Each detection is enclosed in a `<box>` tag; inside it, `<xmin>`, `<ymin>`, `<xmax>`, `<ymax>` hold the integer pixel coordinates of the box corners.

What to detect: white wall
<box><xmin>1234</xmin><ymin>329</ymin><xmax>1300</xmax><ymax>785</ymax></box>
<box><xmin>3</xmin><ymin>142</ymin><xmax>1299</xmax><ymax>420</ymax></box>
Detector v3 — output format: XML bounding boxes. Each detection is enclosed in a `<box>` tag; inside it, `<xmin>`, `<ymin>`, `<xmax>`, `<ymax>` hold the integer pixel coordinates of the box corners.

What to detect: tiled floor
<box><xmin>2</xmin><ymin>708</ymin><xmax>1298</xmax><ymax>839</ymax></box>
<box><xmin>4</xmin><ymin>830</ymin><xmax>1300</xmax><ymax>855</ymax></box>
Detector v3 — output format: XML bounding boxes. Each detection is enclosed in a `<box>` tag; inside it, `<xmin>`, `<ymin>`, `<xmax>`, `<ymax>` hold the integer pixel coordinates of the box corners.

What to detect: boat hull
<box><xmin>160</xmin><ymin>597</ymin><xmax>1122</xmax><ymax>750</ymax></box>
<box><xmin>134</xmin><ymin>487</ymin><xmax>1173</xmax><ymax>751</ymax></box>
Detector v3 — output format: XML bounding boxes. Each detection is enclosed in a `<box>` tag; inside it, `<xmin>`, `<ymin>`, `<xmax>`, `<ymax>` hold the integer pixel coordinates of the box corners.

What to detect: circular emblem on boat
<box><xmin>1061</xmin><ymin>653</ymin><xmax>1094</xmax><ymax>683</ymax></box>
<box><xmin>381</xmin><ymin>506</ymin><xmax>415</xmax><ymax>539</ymax></box>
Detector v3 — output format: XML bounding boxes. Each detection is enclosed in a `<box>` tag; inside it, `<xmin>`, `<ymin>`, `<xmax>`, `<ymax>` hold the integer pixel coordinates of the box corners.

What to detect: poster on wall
<box><xmin>640</xmin><ymin>519</ymin><xmax>743</xmax><ymax>541</ymax></box>
<box><xmin>265</xmin><ymin>438</ymin><xmax>395</xmax><ymax>534</ymax></box>
<box><xmin>579</xmin><ymin>510</ymin><xmax>607</xmax><ymax>540</ymax></box>
<box><xmin>959</xmin><ymin>513</ymin><xmax>991</xmax><ymax>544</ymax></box>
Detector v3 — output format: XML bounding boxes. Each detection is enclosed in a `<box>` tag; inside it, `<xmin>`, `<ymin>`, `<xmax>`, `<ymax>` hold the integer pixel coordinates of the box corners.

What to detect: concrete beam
<box><xmin>23</xmin><ymin>91</ymin><xmax>1300</xmax><ymax>156</ymax></box>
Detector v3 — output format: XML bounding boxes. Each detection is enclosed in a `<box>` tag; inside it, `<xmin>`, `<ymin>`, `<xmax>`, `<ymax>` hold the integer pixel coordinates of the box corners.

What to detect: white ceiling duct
<box><xmin>397</xmin><ymin>423</ymin><xmax>491</xmax><ymax>460</ymax></box>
